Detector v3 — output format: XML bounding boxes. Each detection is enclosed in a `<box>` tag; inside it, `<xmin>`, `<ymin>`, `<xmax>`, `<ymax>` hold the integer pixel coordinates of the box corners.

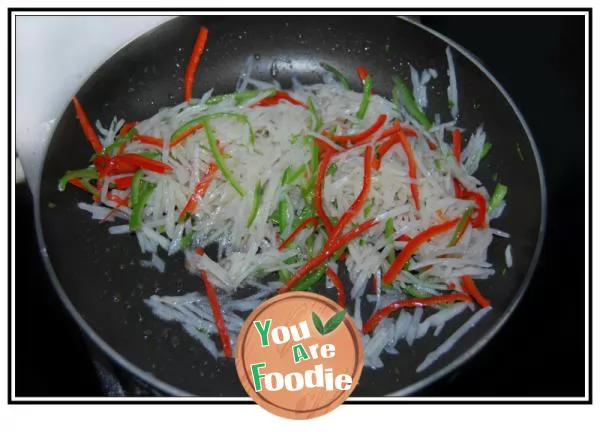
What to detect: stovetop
<box><xmin>15</xmin><ymin>15</ymin><xmax>586</xmax><ymax>397</ymax></box>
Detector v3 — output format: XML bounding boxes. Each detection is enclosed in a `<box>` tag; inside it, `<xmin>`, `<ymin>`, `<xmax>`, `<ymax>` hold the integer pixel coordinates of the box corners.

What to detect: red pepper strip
<box><xmin>462</xmin><ymin>190</ymin><xmax>487</xmax><ymax>228</ymax></box>
<box><xmin>326</xmin><ymin>146</ymin><xmax>373</xmax><ymax>246</ymax></box>
<box><xmin>397</xmin><ymin>129</ymin><xmax>421</xmax><ymax>211</ymax></box>
<box><xmin>184</xmin><ymin>26</ymin><xmax>209</xmax><ymax>102</ymax></box>
<box><xmin>196</xmin><ymin>247</ymin><xmax>205</xmax><ymax>255</ymax></box>
<box><xmin>200</xmin><ymin>271</ymin><xmax>233</xmax><ymax>358</ymax></box>
<box><xmin>338</xmin><ymin>252</ymin><xmax>348</xmax><ymax>262</ymax></box>
<box><xmin>427</xmin><ymin>141</ymin><xmax>437</xmax><ymax>150</ymax></box>
<box><xmin>106</xmin><ymin>191</ymin><xmax>129</xmax><ymax>207</ymax></box>
<box><xmin>363</xmin><ymin>293</ymin><xmax>472</xmax><ymax>333</ymax></box>
<box><xmin>170</xmin><ymin>124</ymin><xmax>205</xmax><ymax>148</ymax></box>
<box><xmin>382</xmin><ymin>218</ymin><xmax>459</xmax><ymax>284</ymax></box>
<box><xmin>178</xmin><ymin>163</ymin><xmax>218</xmax><ymax>222</ymax></box>
<box><xmin>326</xmin><ymin>267</ymin><xmax>346</xmax><ymax>307</ymax></box>
<box><xmin>72</xmin><ymin>96</ymin><xmax>103</xmax><ymax>153</ymax></box>
<box><xmin>119</xmin><ymin>154</ymin><xmax>173</xmax><ymax>174</ymax></box>
<box><xmin>94</xmin><ymin>155</ymin><xmax>138</xmax><ymax>177</ymax></box>
<box><xmin>460</xmin><ymin>275</ymin><xmax>490</xmax><ymax>308</ymax></box>
<box><xmin>278</xmin><ymin>216</ymin><xmax>319</xmax><ymax>251</ymax></box>
<box><xmin>452</xmin><ymin>128</ymin><xmax>462</xmax><ymax>162</ymax></box>
<box><xmin>118</xmin><ymin>121</ymin><xmax>138</xmax><ymax>137</ymax></box>
<box><xmin>314</xmin><ymin>137</ymin><xmax>335</xmax><ymax>153</ymax></box>
<box><xmin>373</xmin><ymin>134</ymin><xmax>401</xmax><ymax>170</ymax></box>
<box><xmin>395</xmin><ymin>234</ymin><xmax>412</xmax><ymax>241</ymax></box>
<box><xmin>315</xmin><ymin>150</ymin><xmax>336</xmax><ymax>233</ymax></box>
<box><xmin>100</xmin><ymin>194</ymin><xmax>130</xmax><ymax>224</ymax></box>
<box><xmin>251</xmin><ymin>91</ymin><xmax>308</xmax><ymax>109</ymax></box>
<box><xmin>112</xmin><ymin>175</ymin><xmax>134</xmax><ymax>189</ymax></box>
<box><xmin>278</xmin><ymin>218</ymin><xmax>379</xmax><ymax>294</ymax></box>
<box><xmin>453</xmin><ymin>179</ymin><xmax>464</xmax><ymax>199</ymax></box>
<box><xmin>328</xmin><ymin>114</ymin><xmax>387</xmax><ymax>144</ymax></box>
<box><xmin>357</xmin><ymin>65</ymin><xmax>373</xmax><ymax>94</ymax></box>
<box><xmin>134</xmin><ymin>135</ymin><xmax>164</xmax><ymax>147</ymax></box>
<box><xmin>379</xmin><ymin>123</ymin><xmax>417</xmax><ymax>140</ymax></box>
<box><xmin>357</xmin><ymin>65</ymin><xmax>369</xmax><ymax>83</ymax></box>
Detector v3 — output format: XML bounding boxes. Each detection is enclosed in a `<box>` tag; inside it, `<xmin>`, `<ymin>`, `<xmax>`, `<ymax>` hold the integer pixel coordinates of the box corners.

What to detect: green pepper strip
<box><xmin>384</xmin><ymin>218</ymin><xmax>396</xmax><ymax>264</ymax></box>
<box><xmin>480</xmin><ymin>142</ymin><xmax>492</xmax><ymax>160</ymax></box>
<box><xmin>363</xmin><ymin>202</ymin><xmax>373</xmax><ymax>217</ymax></box>
<box><xmin>307</xmin><ymin>96</ymin><xmax>323</xmax><ymax>132</ymax></box>
<box><xmin>180</xmin><ymin>231</ymin><xmax>194</xmax><ymax>250</ymax></box>
<box><xmin>130</xmin><ymin>170</ymin><xmax>144</xmax><ymax>207</ymax></box>
<box><xmin>392</xmin><ymin>76</ymin><xmax>432</xmax><ymax>129</ymax></box>
<box><xmin>279</xmin><ymin>269</ymin><xmax>292</xmax><ymax>283</ymax></box>
<box><xmin>488</xmin><ymin>183</ymin><xmax>508</xmax><ymax>213</ymax></box>
<box><xmin>291</xmin><ymin>249</ymin><xmax>344</xmax><ymax>292</ymax></box>
<box><xmin>357</xmin><ymin>75</ymin><xmax>373</xmax><ymax>120</ymax></box>
<box><xmin>203</xmin><ymin>121</ymin><xmax>246</xmax><ymax>197</ymax></box>
<box><xmin>288</xmin><ymin>164</ymin><xmax>306</xmax><ymax>184</ymax></box>
<box><xmin>326</xmin><ymin>163</ymin><xmax>337</xmax><ymax>177</ymax></box>
<box><xmin>206</xmin><ymin>89</ymin><xmax>276</xmax><ymax>106</ymax></box>
<box><xmin>171</xmin><ymin>112</ymin><xmax>255</xmax><ymax>146</ymax></box>
<box><xmin>319</xmin><ymin>62</ymin><xmax>351</xmax><ymax>90</ymax></box>
<box><xmin>80</xmin><ymin>178</ymin><xmax>100</xmax><ymax>197</ymax></box>
<box><xmin>448</xmin><ymin>207</ymin><xmax>474</xmax><ymax>247</ymax></box>
<box><xmin>94</xmin><ymin>128</ymin><xmax>138</xmax><ymax>159</ymax></box>
<box><xmin>58</xmin><ymin>167</ymin><xmax>99</xmax><ymax>192</ymax></box>
<box><xmin>247</xmin><ymin>181</ymin><xmax>264</xmax><ymax>228</ymax></box>
<box><xmin>402</xmin><ymin>284</ymin><xmax>432</xmax><ymax>299</ymax></box>
<box><xmin>138</xmin><ymin>151</ymin><xmax>161</xmax><ymax>159</ymax></box>
<box><xmin>129</xmin><ymin>182</ymin><xmax>155</xmax><ymax>231</ymax></box>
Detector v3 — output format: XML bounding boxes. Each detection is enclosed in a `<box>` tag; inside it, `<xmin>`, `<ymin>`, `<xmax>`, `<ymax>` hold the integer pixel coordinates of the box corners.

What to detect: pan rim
<box><xmin>32</xmin><ymin>15</ymin><xmax>547</xmax><ymax>398</ymax></box>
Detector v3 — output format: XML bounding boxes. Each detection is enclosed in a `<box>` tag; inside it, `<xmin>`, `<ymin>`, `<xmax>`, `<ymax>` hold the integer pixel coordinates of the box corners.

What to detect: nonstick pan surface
<box><xmin>37</xmin><ymin>15</ymin><xmax>545</xmax><ymax>396</ymax></box>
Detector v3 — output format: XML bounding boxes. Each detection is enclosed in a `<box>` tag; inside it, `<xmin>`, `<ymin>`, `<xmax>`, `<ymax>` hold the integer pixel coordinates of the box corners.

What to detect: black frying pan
<box><xmin>36</xmin><ymin>15</ymin><xmax>546</xmax><ymax>396</ymax></box>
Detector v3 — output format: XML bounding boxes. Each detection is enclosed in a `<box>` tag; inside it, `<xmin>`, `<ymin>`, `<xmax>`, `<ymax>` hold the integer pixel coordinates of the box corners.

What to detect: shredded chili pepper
<box><xmin>99</xmin><ymin>194</ymin><xmax>130</xmax><ymax>224</ymax></box>
<box><xmin>396</xmin><ymin>129</ymin><xmax>420</xmax><ymax>210</ymax></box>
<box><xmin>170</xmin><ymin>124</ymin><xmax>205</xmax><ymax>148</ymax></box>
<box><xmin>373</xmin><ymin>134</ymin><xmax>401</xmax><ymax>170</ymax></box>
<box><xmin>134</xmin><ymin>135</ymin><xmax>163</xmax><ymax>147</ymax></box>
<box><xmin>118</xmin><ymin>121</ymin><xmax>138</xmax><ymax>137</ymax></box>
<box><xmin>460</xmin><ymin>275</ymin><xmax>490</xmax><ymax>308</ymax></box>
<box><xmin>184</xmin><ymin>27</ymin><xmax>209</xmax><ymax>102</ymax></box>
<box><xmin>111</xmin><ymin>175</ymin><xmax>134</xmax><ymax>189</ymax></box>
<box><xmin>356</xmin><ymin>65</ymin><xmax>373</xmax><ymax>94</ymax></box>
<box><xmin>279</xmin><ymin>218</ymin><xmax>378</xmax><ymax>294</ymax></box>
<box><xmin>118</xmin><ymin>154</ymin><xmax>173</xmax><ymax>174</ymax></box>
<box><xmin>379</xmin><ymin>123</ymin><xmax>417</xmax><ymax>140</ymax></box>
<box><xmin>462</xmin><ymin>190</ymin><xmax>487</xmax><ymax>228</ymax></box>
<box><xmin>178</xmin><ymin>163</ymin><xmax>218</xmax><ymax>222</ymax></box>
<box><xmin>315</xmin><ymin>150</ymin><xmax>335</xmax><ymax>233</ymax></box>
<box><xmin>326</xmin><ymin>146</ymin><xmax>373</xmax><ymax>246</ymax></box>
<box><xmin>383</xmin><ymin>218</ymin><xmax>460</xmax><ymax>284</ymax></box>
<box><xmin>453</xmin><ymin>179</ymin><xmax>464</xmax><ymax>198</ymax></box>
<box><xmin>72</xmin><ymin>96</ymin><xmax>103</xmax><ymax>153</ymax></box>
<box><xmin>452</xmin><ymin>128</ymin><xmax>462</xmax><ymax>162</ymax></box>
<box><xmin>326</xmin><ymin>267</ymin><xmax>346</xmax><ymax>307</ymax></box>
<box><xmin>363</xmin><ymin>293</ymin><xmax>472</xmax><ymax>333</ymax></box>
<box><xmin>278</xmin><ymin>216</ymin><xmax>319</xmax><ymax>251</ymax></box>
<box><xmin>200</xmin><ymin>271</ymin><xmax>232</xmax><ymax>358</ymax></box>
<box><xmin>328</xmin><ymin>114</ymin><xmax>387</xmax><ymax>145</ymax></box>
<box><xmin>251</xmin><ymin>91</ymin><xmax>308</xmax><ymax>109</ymax></box>
<box><xmin>395</xmin><ymin>234</ymin><xmax>412</xmax><ymax>241</ymax></box>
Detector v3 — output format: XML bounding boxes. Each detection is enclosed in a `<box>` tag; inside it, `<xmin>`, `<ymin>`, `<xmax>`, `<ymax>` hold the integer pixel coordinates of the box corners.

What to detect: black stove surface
<box><xmin>15</xmin><ymin>14</ymin><xmax>586</xmax><ymax>398</ymax></box>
